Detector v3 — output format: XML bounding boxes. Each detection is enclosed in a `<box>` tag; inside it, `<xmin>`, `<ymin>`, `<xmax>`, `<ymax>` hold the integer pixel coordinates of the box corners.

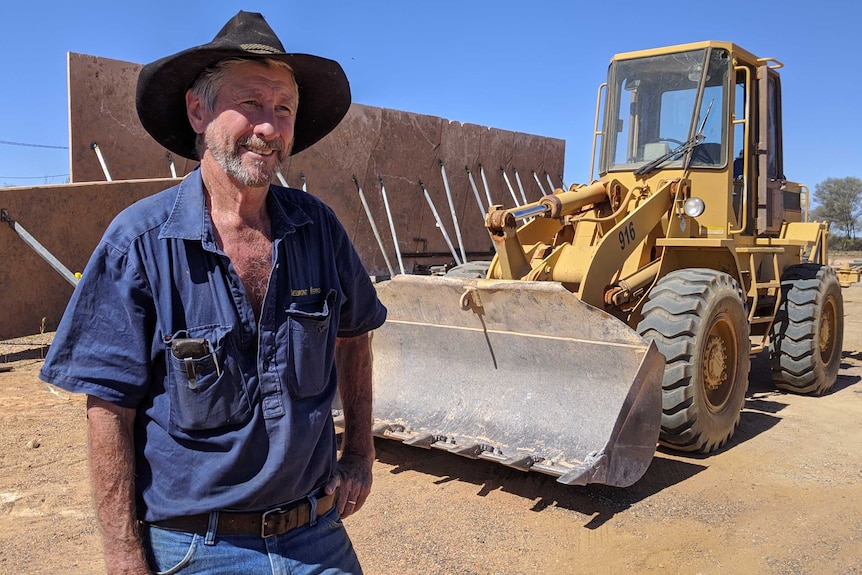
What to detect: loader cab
<box><xmin>596</xmin><ymin>42</ymin><xmax>802</xmax><ymax>238</ymax></box>
<box><xmin>601</xmin><ymin>46</ymin><xmax>731</xmax><ymax>174</ymax></box>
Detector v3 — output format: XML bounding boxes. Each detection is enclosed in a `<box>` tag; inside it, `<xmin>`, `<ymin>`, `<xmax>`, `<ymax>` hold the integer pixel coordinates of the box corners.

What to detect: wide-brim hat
<box><xmin>136</xmin><ymin>11</ymin><xmax>350</xmax><ymax>160</ymax></box>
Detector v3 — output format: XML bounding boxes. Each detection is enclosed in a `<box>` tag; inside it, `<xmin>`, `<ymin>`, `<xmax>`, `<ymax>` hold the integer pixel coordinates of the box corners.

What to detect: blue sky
<box><xmin>1</xmin><ymin>0</ymin><xmax>859</xmax><ymax>200</ymax></box>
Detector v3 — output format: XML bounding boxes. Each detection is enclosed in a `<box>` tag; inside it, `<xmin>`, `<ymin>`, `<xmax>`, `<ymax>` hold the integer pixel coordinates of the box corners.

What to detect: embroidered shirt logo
<box><xmin>291</xmin><ymin>287</ymin><xmax>321</xmax><ymax>297</ymax></box>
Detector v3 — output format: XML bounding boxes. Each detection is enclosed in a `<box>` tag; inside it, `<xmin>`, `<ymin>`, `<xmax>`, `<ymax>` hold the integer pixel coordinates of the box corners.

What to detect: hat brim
<box><xmin>136</xmin><ymin>47</ymin><xmax>350</xmax><ymax>160</ymax></box>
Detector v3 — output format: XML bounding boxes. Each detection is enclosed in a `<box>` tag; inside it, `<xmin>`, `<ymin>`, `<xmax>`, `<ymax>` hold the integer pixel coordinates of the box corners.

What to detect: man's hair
<box><xmin>189</xmin><ymin>58</ymin><xmax>298</xmax><ymax>157</ymax></box>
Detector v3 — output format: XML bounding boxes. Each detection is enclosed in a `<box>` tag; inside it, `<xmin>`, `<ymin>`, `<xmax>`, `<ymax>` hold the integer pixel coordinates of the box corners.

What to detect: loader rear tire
<box><xmin>769</xmin><ymin>264</ymin><xmax>843</xmax><ymax>395</ymax></box>
<box><xmin>637</xmin><ymin>269</ymin><xmax>750</xmax><ymax>453</ymax></box>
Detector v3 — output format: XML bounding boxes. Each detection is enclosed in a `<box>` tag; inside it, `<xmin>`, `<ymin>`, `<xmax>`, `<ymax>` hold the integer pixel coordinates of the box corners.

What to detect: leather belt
<box><xmin>143</xmin><ymin>491</ymin><xmax>337</xmax><ymax>538</ymax></box>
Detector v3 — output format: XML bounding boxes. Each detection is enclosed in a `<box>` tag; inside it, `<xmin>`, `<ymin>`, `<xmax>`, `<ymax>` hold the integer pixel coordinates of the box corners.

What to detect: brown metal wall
<box><xmin>68</xmin><ymin>52</ymin><xmax>564</xmax><ymax>275</ymax></box>
<box><xmin>281</xmin><ymin>105</ymin><xmax>564</xmax><ymax>276</ymax></box>
<box><xmin>0</xmin><ymin>179</ymin><xmax>178</xmax><ymax>340</ymax></box>
<box><xmin>0</xmin><ymin>53</ymin><xmax>564</xmax><ymax>340</ymax></box>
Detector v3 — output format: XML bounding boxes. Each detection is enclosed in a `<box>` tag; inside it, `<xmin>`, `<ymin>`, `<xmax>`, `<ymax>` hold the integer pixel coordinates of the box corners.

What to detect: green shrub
<box><xmin>829</xmin><ymin>236</ymin><xmax>862</xmax><ymax>252</ymax></box>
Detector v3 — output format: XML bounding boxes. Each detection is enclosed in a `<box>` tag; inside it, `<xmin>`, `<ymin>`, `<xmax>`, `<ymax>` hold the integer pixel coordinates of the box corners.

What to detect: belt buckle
<box><xmin>260</xmin><ymin>507</ymin><xmax>284</xmax><ymax>538</ymax></box>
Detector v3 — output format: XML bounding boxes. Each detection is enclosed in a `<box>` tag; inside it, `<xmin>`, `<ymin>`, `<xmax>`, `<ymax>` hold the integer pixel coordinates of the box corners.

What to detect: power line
<box><xmin>1</xmin><ymin>139</ymin><xmax>69</xmax><ymax>181</ymax></box>
<box><xmin>0</xmin><ymin>140</ymin><xmax>68</xmax><ymax>150</ymax></box>
<box><xmin>0</xmin><ymin>174</ymin><xmax>69</xmax><ymax>180</ymax></box>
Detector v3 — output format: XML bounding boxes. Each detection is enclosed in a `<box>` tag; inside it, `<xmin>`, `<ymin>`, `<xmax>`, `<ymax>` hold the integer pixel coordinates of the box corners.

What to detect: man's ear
<box><xmin>186</xmin><ymin>90</ymin><xmax>208</xmax><ymax>134</ymax></box>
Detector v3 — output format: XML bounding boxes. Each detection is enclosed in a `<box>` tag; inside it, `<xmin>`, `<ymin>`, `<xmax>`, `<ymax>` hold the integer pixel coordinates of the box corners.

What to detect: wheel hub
<box><xmin>704</xmin><ymin>335</ymin><xmax>728</xmax><ymax>391</ymax></box>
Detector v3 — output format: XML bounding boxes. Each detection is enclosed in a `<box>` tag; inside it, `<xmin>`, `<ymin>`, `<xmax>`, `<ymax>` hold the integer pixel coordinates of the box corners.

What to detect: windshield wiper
<box><xmin>634</xmin><ymin>98</ymin><xmax>715</xmax><ymax>177</ymax></box>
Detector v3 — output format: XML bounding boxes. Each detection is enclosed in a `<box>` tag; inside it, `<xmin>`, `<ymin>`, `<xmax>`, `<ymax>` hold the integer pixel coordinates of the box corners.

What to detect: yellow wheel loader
<box><xmin>369</xmin><ymin>42</ymin><xmax>844</xmax><ymax>487</ymax></box>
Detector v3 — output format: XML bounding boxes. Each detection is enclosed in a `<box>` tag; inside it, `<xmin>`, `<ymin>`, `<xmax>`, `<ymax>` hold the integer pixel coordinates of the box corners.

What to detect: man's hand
<box><xmin>325</xmin><ymin>453</ymin><xmax>373</xmax><ymax>517</ymax></box>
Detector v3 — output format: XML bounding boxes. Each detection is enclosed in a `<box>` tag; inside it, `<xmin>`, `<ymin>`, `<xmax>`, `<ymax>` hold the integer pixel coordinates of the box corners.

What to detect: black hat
<box><xmin>136</xmin><ymin>11</ymin><xmax>350</xmax><ymax>160</ymax></box>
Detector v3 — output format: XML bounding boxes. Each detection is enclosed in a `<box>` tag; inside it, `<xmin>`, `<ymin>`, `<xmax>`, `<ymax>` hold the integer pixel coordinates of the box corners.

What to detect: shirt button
<box><xmin>262</xmin><ymin>360</ymin><xmax>270</xmax><ymax>371</ymax></box>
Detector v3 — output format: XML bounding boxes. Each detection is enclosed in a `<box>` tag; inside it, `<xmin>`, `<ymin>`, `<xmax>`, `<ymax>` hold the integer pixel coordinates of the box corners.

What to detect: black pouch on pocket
<box><xmin>171</xmin><ymin>338</ymin><xmax>221</xmax><ymax>389</ymax></box>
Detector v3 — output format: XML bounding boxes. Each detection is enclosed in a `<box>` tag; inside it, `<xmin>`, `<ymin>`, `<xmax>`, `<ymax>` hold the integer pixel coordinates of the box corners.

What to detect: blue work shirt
<box><xmin>40</xmin><ymin>169</ymin><xmax>387</xmax><ymax>522</ymax></box>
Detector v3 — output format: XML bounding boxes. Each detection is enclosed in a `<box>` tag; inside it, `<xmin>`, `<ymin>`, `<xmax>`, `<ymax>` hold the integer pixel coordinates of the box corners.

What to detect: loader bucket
<box><xmin>371</xmin><ymin>274</ymin><xmax>665</xmax><ymax>487</ymax></box>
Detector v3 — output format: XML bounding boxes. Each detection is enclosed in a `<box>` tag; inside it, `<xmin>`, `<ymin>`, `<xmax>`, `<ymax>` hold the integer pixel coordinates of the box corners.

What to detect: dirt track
<box><xmin>1</xmin><ymin>284</ymin><xmax>860</xmax><ymax>575</ymax></box>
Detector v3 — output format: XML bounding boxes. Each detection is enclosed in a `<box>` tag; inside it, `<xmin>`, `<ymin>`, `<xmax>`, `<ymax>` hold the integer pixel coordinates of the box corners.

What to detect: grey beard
<box><xmin>207</xmin><ymin>133</ymin><xmax>287</xmax><ymax>187</ymax></box>
<box><xmin>220</xmin><ymin>152</ymin><xmax>273</xmax><ymax>187</ymax></box>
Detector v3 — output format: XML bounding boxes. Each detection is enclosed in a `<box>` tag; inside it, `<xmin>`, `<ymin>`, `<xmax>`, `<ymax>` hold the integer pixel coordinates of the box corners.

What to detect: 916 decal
<box><xmin>619</xmin><ymin>222</ymin><xmax>636</xmax><ymax>250</ymax></box>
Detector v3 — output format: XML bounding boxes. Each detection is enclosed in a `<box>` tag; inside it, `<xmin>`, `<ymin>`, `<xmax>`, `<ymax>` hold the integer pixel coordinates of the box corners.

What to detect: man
<box><xmin>40</xmin><ymin>11</ymin><xmax>386</xmax><ymax>574</ymax></box>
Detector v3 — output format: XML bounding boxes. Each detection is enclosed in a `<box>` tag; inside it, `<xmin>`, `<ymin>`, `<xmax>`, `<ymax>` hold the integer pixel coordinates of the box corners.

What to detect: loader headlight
<box><xmin>683</xmin><ymin>197</ymin><xmax>705</xmax><ymax>218</ymax></box>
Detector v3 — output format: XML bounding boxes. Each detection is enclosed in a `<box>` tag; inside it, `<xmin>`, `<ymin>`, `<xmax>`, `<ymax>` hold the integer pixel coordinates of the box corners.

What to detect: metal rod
<box><xmin>439</xmin><ymin>160</ymin><xmax>466</xmax><ymax>264</ymax></box>
<box><xmin>352</xmin><ymin>176</ymin><xmax>395</xmax><ymax>277</ymax></box>
<box><xmin>467</xmin><ymin>166</ymin><xmax>497</xmax><ymax>254</ymax></box>
<box><xmin>501</xmin><ymin>167</ymin><xmax>520</xmax><ymax>206</ymax></box>
<box><xmin>275</xmin><ymin>169</ymin><xmax>289</xmax><ymax>187</ymax></box>
<box><xmin>1</xmin><ymin>209</ymin><xmax>79</xmax><ymax>287</ymax></box>
<box><xmin>511</xmin><ymin>203</ymin><xmax>551</xmax><ymax>221</ymax></box>
<box><xmin>513</xmin><ymin>167</ymin><xmax>529</xmax><ymax>204</ymax></box>
<box><xmin>168</xmin><ymin>153</ymin><xmax>177</xmax><ymax>178</ymax></box>
<box><xmin>532</xmin><ymin>170</ymin><xmax>548</xmax><ymax>196</ymax></box>
<box><xmin>419</xmin><ymin>180</ymin><xmax>462</xmax><ymax>266</ymax></box>
<box><xmin>545</xmin><ymin>171</ymin><xmax>555</xmax><ymax>193</ymax></box>
<box><xmin>465</xmin><ymin>166</ymin><xmax>487</xmax><ymax>223</ymax></box>
<box><xmin>379</xmin><ymin>177</ymin><xmax>405</xmax><ymax>275</ymax></box>
<box><xmin>90</xmin><ymin>142</ymin><xmax>112</xmax><ymax>182</ymax></box>
<box><xmin>300</xmin><ymin>172</ymin><xmax>307</xmax><ymax>192</ymax></box>
<box><xmin>479</xmin><ymin>164</ymin><xmax>493</xmax><ymax>208</ymax></box>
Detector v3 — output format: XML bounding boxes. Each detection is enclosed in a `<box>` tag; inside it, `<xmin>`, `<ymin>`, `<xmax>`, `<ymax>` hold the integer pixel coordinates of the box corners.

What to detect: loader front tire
<box><xmin>638</xmin><ymin>269</ymin><xmax>750</xmax><ymax>453</ymax></box>
<box><xmin>770</xmin><ymin>264</ymin><xmax>843</xmax><ymax>395</ymax></box>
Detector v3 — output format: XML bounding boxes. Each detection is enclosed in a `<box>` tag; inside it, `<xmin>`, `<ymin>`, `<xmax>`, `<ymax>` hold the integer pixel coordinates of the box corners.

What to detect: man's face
<box><xmin>201</xmin><ymin>61</ymin><xmax>298</xmax><ymax>188</ymax></box>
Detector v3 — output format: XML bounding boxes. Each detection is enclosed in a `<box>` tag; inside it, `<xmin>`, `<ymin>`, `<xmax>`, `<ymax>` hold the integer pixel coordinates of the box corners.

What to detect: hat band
<box><xmin>240</xmin><ymin>43</ymin><xmax>284</xmax><ymax>54</ymax></box>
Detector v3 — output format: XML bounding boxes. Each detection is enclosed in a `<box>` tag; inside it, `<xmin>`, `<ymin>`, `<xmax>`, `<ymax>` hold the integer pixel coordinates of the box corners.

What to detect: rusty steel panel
<box><xmin>3</xmin><ymin>55</ymin><xmax>564</xmax><ymax>340</ymax></box>
<box><xmin>0</xmin><ymin>179</ymin><xmax>178</xmax><ymax>340</ymax></box>
<box><xmin>281</xmin><ymin>106</ymin><xmax>565</xmax><ymax>276</ymax></box>
<box><xmin>67</xmin><ymin>53</ymin><xmax>200</xmax><ymax>183</ymax></box>
<box><xmin>1</xmin><ymin>55</ymin><xmax>564</xmax><ymax>340</ymax></box>
<box><xmin>285</xmin><ymin>106</ymin><xmax>565</xmax><ymax>275</ymax></box>
<box><xmin>68</xmin><ymin>53</ymin><xmax>564</xmax><ymax>276</ymax></box>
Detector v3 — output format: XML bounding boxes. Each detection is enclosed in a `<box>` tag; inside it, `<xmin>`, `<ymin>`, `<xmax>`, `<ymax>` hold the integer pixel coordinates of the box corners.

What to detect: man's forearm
<box><xmin>86</xmin><ymin>395</ymin><xmax>150</xmax><ymax>574</ymax></box>
<box><xmin>335</xmin><ymin>333</ymin><xmax>375</xmax><ymax>462</ymax></box>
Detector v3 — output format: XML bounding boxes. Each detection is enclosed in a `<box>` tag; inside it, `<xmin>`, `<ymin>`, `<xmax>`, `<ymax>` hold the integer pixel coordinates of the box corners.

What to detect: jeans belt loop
<box><xmin>205</xmin><ymin>511</ymin><xmax>219</xmax><ymax>546</ymax></box>
<box><xmin>307</xmin><ymin>492</ymin><xmax>319</xmax><ymax>527</ymax></box>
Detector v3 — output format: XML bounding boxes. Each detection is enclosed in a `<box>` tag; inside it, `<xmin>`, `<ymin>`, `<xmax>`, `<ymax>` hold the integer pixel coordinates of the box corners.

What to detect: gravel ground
<box><xmin>1</xmin><ymin>285</ymin><xmax>860</xmax><ymax>574</ymax></box>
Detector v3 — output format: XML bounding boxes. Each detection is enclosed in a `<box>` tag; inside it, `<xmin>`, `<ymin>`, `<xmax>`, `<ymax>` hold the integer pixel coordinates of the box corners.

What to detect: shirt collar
<box><xmin>267</xmin><ymin>187</ymin><xmax>313</xmax><ymax>237</ymax></box>
<box><xmin>158</xmin><ymin>169</ymin><xmax>210</xmax><ymax>244</ymax></box>
<box><xmin>159</xmin><ymin>168</ymin><xmax>313</xmax><ymax>246</ymax></box>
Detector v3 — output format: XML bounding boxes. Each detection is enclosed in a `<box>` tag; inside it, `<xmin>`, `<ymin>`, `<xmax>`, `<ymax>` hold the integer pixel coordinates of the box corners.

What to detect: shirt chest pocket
<box><xmin>276</xmin><ymin>289</ymin><xmax>337</xmax><ymax>400</ymax></box>
<box><xmin>165</xmin><ymin>325</ymin><xmax>252</xmax><ymax>434</ymax></box>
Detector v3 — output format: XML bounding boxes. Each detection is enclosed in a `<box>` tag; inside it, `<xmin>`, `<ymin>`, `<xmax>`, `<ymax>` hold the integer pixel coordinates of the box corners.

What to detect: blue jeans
<box><xmin>141</xmin><ymin>506</ymin><xmax>362</xmax><ymax>575</ymax></box>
